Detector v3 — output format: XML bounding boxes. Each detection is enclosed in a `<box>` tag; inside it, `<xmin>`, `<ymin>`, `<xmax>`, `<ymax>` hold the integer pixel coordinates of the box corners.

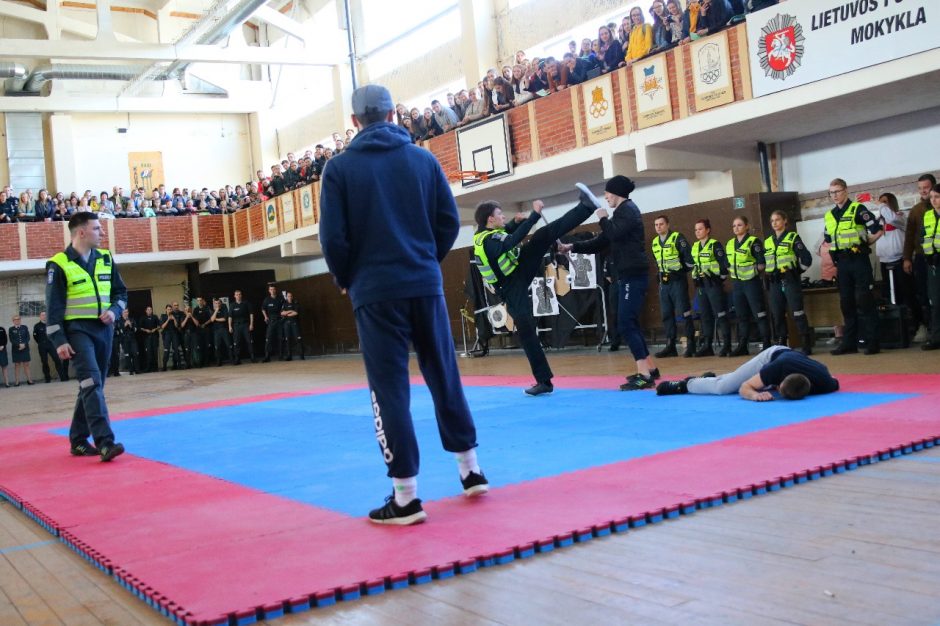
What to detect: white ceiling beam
<box><xmin>0</xmin><ymin>93</ymin><xmax>270</xmax><ymax>113</ymax></box>
<box><xmin>0</xmin><ymin>0</ymin><xmax>143</xmax><ymax>41</ymax></box>
<box><xmin>252</xmin><ymin>5</ymin><xmax>307</xmax><ymax>42</ymax></box>
<box><xmin>0</xmin><ymin>38</ymin><xmax>337</xmax><ymax>65</ymax></box>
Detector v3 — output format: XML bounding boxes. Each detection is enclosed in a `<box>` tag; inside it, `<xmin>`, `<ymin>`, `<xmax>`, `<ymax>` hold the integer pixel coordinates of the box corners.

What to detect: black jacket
<box><xmin>570</xmin><ymin>199</ymin><xmax>649</xmax><ymax>278</ymax></box>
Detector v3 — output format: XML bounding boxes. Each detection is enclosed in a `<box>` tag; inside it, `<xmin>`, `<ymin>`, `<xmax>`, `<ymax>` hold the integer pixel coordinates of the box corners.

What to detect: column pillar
<box><xmin>459</xmin><ymin>0</ymin><xmax>499</xmax><ymax>86</ymax></box>
<box><xmin>45</xmin><ymin>113</ymin><xmax>78</xmax><ymax>194</ymax></box>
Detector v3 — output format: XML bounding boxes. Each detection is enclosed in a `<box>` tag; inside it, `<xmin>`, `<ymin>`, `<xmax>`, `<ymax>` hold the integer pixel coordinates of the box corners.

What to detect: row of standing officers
<box><xmin>635</xmin><ymin>178</ymin><xmax>885</xmax><ymax>358</ymax></box>
<box><xmin>113</xmin><ymin>285</ymin><xmax>306</xmax><ymax>374</ymax></box>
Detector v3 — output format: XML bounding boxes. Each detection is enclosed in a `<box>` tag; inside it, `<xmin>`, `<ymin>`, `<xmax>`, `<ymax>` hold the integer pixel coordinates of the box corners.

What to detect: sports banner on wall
<box><xmin>265</xmin><ymin>199</ymin><xmax>278</xmax><ymax>236</ymax></box>
<box><xmin>746</xmin><ymin>0</ymin><xmax>937</xmax><ymax>97</ymax></box>
<box><xmin>127</xmin><ymin>151</ymin><xmax>165</xmax><ymax>191</ymax></box>
<box><xmin>690</xmin><ymin>30</ymin><xmax>735</xmax><ymax>111</ymax></box>
<box><xmin>581</xmin><ymin>73</ymin><xmax>617</xmax><ymax>144</ymax></box>
<box><xmin>633</xmin><ymin>54</ymin><xmax>673</xmax><ymax>129</ymax></box>
<box><xmin>299</xmin><ymin>184</ymin><xmax>315</xmax><ymax>223</ymax></box>
<box><xmin>282</xmin><ymin>191</ymin><xmax>296</xmax><ymax>232</ymax></box>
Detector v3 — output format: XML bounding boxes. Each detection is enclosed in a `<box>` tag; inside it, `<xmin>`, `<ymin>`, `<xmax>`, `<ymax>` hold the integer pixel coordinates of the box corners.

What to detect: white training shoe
<box><xmin>913</xmin><ymin>325</ymin><xmax>927</xmax><ymax>343</ymax></box>
<box><xmin>575</xmin><ymin>183</ymin><xmax>604</xmax><ymax>209</ymax></box>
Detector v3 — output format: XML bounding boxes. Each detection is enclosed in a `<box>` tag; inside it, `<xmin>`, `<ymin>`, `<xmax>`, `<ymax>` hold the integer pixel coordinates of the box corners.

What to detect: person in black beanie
<box><xmin>473</xmin><ymin>184</ymin><xmax>599</xmax><ymax>396</ymax></box>
<box><xmin>560</xmin><ymin>175</ymin><xmax>660</xmax><ymax>391</ymax></box>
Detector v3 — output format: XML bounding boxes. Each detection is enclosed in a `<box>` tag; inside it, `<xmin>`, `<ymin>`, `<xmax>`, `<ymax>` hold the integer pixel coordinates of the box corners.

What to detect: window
<box><xmin>401</xmin><ymin>77</ymin><xmax>466</xmax><ymax>111</ymax></box>
<box><xmin>365</xmin><ymin>7</ymin><xmax>461</xmax><ymax>79</ymax></box>
<box><xmin>359</xmin><ymin>0</ymin><xmax>458</xmax><ymax>52</ymax></box>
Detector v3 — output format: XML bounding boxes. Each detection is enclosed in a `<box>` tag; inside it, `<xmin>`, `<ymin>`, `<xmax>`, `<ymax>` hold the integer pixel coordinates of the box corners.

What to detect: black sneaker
<box><xmin>830</xmin><ymin>345</ymin><xmax>858</xmax><ymax>355</ymax></box>
<box><xmin>650</xmin><ymin>368</ymin><xmax>661</xmax><ymax>380</ymax></box>
<box><xmin>701</xmin><ymin>371</ymin><xmax>716</xmax><ymax>378</ymax></box>
<box><xmin>524</xmin><ymin>382</ymin><xmax>554</xmax><ymax>396</ymax></box>
<box><xmin>70</xmin><ymin>442</ymin><xmax>99</xmax><ymax>457</ymax></box>
<box><xmin>368</xmin><ymin>494</ymin><xmax>427</xmax><ymax>526</ymax></box>
<box><xmin>729</xmin><ymin>343</ymin><xmax>749</xmax><ymax>357</ymax></box>
<box><xmin>99</xmin><ymin>442</ymin><xmax>125</xmax><ymax>463</ymax></box>
<box><xmin>656</xmin><ymin>380</ymin><xmax>688</xmax><ymax>396</ymax></box>
<box><xmin>620</xmin><ymin>373</ymin><xmax>655</xmax><ymax>391</ymax></box>
<box><xmin>461</xmin><ymin>471</ymin><xmax>489</xmax><ymax>497</ymax></box>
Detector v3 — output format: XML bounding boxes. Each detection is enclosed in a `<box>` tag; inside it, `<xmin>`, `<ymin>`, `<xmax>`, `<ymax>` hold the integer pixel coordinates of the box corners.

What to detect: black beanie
<box><xmin>605</xmin><ymin>175</ymin><xmax>635</xmax><ymax>198</ymax></box>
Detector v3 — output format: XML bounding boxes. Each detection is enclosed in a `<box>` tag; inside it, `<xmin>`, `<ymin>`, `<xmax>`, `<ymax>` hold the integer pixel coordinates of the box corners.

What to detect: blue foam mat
<box><xmin>54</xmin><ymin>386</ymin><xmax>911</xmax><ymax>516</ymax></box>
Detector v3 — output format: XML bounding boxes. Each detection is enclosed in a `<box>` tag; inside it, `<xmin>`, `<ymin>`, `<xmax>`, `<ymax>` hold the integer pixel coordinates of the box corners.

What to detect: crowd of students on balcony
<box><xmin>395</xmin><ymin>0</ymin><xmax>779</xmax><ymax>143</ymax></box>
<box><xmin>0</xmin><ymin>132</ymin><xmax>360</xmax><ymax>223</ymax></box>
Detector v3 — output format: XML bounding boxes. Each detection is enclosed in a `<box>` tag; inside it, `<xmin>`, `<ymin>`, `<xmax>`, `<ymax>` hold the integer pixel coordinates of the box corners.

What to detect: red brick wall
<box><xmin>156</xmin><ymin>217</ymin><xmax>194</xmax><ymax>251</ymax></box>
<box><xmin>614</xmin><ymin>68</ymin><xmax>634</xmax><ymax>135</ymax></box>
<box><xmin>728</xmin><ymin>26</ymin><xmax>746</xmax><ymax>104</ymax></box>
<box><xmin>248</xmin><ymin>205</ymin><xmax>265</xmax><ymax>243</ymax></box>
<box><xmin>197</xmin><ymin>215</ymin><xmax>226</xmax><ymax>249</ymax></box>
<box><xmin>234</xmin><ymin>210</ymin><xmax>250</xmax><ymax>246</ymax></box>
<box><xmin>427</xmin><ymin>133</ymin><xmax>458</xmax><ymax>178</ymax></box>
<box><xmin>666</xmin><ymin>49</ymin><xmax>682</xmax><ymax>120</ymax></box>
<box><xmin>0</xmin><ymin>225</ymin><xmax>19</xmax><ymax>261</ymax></box>
<box><xmin>534</xmin><ymin>92</ymin><xmax>577</xmax><ymax>159</ymax></box>
<box><xmin>99</xmin><ymin>221</ymin><xmax>110</xmax><ymax>250</ymax></box>
<box><xmin>25</xmin><ymin>222</ymin><xmax>64</xmax><ymax>260</ymax></box>
<box><xmin>114</xmin><ymin>218</ymin><xmax>153</xmax><ymax>254</ymax></box>
<box><xmin>507</xmin><ymin>105</ymin><xmax>532</xmax><ymax>165</ymax></box>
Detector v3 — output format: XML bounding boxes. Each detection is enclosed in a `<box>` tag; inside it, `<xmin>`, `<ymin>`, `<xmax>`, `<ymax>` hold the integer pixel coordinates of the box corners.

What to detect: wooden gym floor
<box><xmin>2</xmin><ymin>347</ymin><xmax>939</xmax><ymax>625</ymax></box>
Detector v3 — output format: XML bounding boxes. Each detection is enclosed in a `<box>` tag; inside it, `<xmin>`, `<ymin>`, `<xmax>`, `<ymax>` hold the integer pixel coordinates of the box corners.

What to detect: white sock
<box><xmin>455</xmin><ymin>449</ymin><xmax>480</xmax><ymax>480</ymax></box>
<box><xmin>392</xmin><ymin>476</ymin><xmax>417</xmax><ymax>507</ymax></box>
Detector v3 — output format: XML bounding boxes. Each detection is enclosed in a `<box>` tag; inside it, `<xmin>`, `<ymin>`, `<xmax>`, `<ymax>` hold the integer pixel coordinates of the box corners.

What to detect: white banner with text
<box><xmin>746</xmin><ymin>0</ymin><xmax>937</xmax><ymax>97</ymax></box>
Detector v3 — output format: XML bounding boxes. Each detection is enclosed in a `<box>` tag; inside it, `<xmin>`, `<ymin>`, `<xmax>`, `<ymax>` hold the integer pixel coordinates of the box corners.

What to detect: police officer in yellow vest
<box><xmin>691</xmin><ymin>218</ymin><xmax>732</xmax><ymax>357</ymax></box>
<box><xmin>765</xmin><ymin>210</ymin><xmax>813</xmax><ymax>354</ymax></box>
<box><xmin>651</xmin><ymin>215</ymin><xmax>696</xmax><ymax>357</ymax></box>
<box><xmin>825</xmin><ymin>178</ymin><xmax>883</xmax><ymax>355</ymax></box>
<box><xmin>473</xmin><ymin>185</ymin><xmax>596</xmax><ymax>396</ymax></box>
<box><xmin>727</xmin><ymin>215</ymin><xmax>771</xmax><ymax>356</ymax></box>
<box><xmin>45</xmin><ymin>212</ymin><xmax>127</xmax><ymax>462</ymax></box>
<box><xmin>920</xmin><ymin>183</ymin><xmax>940</xmax><ymax>350</ymax></box>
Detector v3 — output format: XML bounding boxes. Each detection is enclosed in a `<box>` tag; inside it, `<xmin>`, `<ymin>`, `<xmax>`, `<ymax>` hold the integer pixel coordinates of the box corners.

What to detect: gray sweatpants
<box><xmin>687</xmin><ymin>345</ymin><xmax>788</xmax><ymax>395</ymax></box>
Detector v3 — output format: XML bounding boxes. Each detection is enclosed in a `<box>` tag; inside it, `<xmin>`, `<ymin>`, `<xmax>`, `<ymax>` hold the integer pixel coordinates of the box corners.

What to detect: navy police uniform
<box><xmin>229</xmin><ymin>299</ymin><xmax>254</xmax><ymax>364</ymax></box>
<box><xmin>44</xmin><ymin>245</ymin><xmax>127</xmax><ymax>450</ymax></box>
<box><xmin>727</xmin><ymin>234</ymin><xmax>771</xmax><ymax>355</ymax></box>
<box><xmin>261</xmin><ymin>293</ymin><xmax>283</xmax><ymax>360</ymax></box>
<box><xmin>765</xmin><ymin>229</ymin><xmax>813</xmax><ymax>352</ymax></box>
<box><xmin>138</xmin><ymin>312</ymin><xmax>160</xmax><ymax>372</ymax></box>
<box><xmin>159</xmin><ymin>310</ymin><xmax>182</xmax><ymax>370</ymax></box>
<box><xmin>209</xmin><ymin>302</ymin><xmax>232</xmax><ymax>365</ymax></box>
<box><xmin>33</xmin><ymin>319</ymin><xmax>67</xmax><ymax>382</ymax></box>
<box><xmin>119</xmin><ymin>316</ymin><xmax>140</xmax><ymax>374</ymax></box>
<box><xmin>652</xmin><ymin>230</ymin><xmax>695</xmax><ymax>357</ymax></box>
<box><xmin>192</xmin><ymin>303</ymin><xmax>212</xmax><ymax>367</ymax></box>
<box><xmin>280</xmin><ymin>300</ymin><xmax>304</xmax><ymax>360</ymax></box>
<box><xmin>825</xmin><ymin>200</ymin><xmax>883</xmax><ymax>353</ymax></box>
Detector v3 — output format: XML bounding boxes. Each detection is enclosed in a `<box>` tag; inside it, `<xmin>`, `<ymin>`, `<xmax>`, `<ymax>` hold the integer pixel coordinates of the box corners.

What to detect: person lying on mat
<box><xmin>655</xmin><ymin>345</ymin><xmax>839</xmax><ymax>402</ymax></box>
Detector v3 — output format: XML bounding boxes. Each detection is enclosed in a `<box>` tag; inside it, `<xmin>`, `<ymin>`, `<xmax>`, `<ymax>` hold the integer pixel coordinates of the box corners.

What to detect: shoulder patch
<box><xmin>47</xmin><ymin>268</ymin><xmax>55</xmax><ymax>284</ymax></box>
<box><xmin>493</xmin><ymin>232</ymin><xmax>507</xmax><ymax>241</ymax></box>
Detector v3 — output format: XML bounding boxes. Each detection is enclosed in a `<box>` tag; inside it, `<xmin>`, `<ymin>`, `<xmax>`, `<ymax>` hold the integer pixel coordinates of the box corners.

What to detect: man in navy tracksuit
<box><xmin>320</xmin><ymin>84</ymin><xmax>487</xmax><ymax>526</ymax></box>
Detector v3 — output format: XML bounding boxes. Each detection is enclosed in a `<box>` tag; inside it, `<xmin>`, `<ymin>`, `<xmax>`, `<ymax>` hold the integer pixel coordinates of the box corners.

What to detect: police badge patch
<box><xmin>47</xmin><ymin>268</ymin><xmax>55</xmax><ymax>284</ymax></box>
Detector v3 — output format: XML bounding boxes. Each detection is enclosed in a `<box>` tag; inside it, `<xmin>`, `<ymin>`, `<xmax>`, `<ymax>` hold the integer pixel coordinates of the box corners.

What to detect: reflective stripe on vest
<box><xmin>924</xmin><ymin>209</ymin><xmax>940</xmax><ymax>256</ymax></box>
<box><xmin>473</xmin><ymin>230</ymin><xmax>519</xmax><ymax>284</ymax></box>
<box><xmin>764</xmin><ymin>231</ymin><xmax>798</xmax><ymax>273</ymax></box>
<box><xmin>691</xmin><ymin>238</ymin><xmax>720</xmax><ymax>277</ymax></box>
<box><xmin>48</xmin><ymin>249</ymin><xmax>113</xmax><ymax>320</ymax></box>
<box><xmin>651</xmin><ymin>231</ymin><xmax>681</xmax><ymax>274</ymax></box>
<box><xmin>825</xmin><ymin>202</ymin><xmax>866</xmax><ymax>251</ymax></box>
<box><xmin>726</xmin><ymin>235</ymin><xmax>758</xmax><ymax>281</ymax></box>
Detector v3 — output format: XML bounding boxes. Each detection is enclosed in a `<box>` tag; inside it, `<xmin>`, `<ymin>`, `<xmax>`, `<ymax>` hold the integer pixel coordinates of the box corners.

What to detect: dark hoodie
<box><xmin>319</xmin><ymin>122</ymin><xmax>460</xmax><ymax>310</ymax></box>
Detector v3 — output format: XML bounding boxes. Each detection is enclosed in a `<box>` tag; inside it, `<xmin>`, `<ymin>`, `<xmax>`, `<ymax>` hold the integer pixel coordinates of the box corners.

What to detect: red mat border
<box><xmin>2</xmin><ymin>375</ymin><xmax>939</xmax><ymax>626</ymax></box>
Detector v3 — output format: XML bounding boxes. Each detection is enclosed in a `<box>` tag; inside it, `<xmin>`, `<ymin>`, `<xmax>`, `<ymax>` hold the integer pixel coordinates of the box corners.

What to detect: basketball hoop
<box><xmin>448</xmin><ymin>170</ymin><xmax>490</xmax><ymax>184</ymax></box>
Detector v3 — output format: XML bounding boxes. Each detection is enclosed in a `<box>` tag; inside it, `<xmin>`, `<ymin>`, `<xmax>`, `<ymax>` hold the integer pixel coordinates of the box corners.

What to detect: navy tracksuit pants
<box><xmin>355</xmin><ymin>295</ymin><xmax>477</xmax><ymax>478</ymax></box>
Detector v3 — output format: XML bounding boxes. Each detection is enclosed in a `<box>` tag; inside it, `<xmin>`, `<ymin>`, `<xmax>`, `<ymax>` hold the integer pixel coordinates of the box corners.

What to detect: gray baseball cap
<box><xmin>351</xmin><ymin>84</ymin><xmax>394</xmax><ymax>117</ymax></box>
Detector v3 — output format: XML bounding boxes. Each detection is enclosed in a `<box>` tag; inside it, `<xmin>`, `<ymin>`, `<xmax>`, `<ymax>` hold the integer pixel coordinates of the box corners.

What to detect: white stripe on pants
<box><xmin>687</xmin><ymin>345</ymin><xmax>789</xmax><ymax>395</ymax></box>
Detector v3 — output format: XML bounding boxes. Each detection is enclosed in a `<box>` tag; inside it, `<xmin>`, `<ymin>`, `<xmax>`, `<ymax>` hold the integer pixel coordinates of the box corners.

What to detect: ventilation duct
<box><xmin>0</xmin><ymin>63</ymin><xmax>29</xmax><ymax>79</ymax></box>
<box><xmin>23</xmin><ymin>64</ymin><xmax>168</xmax><ymax>93</ymax></box>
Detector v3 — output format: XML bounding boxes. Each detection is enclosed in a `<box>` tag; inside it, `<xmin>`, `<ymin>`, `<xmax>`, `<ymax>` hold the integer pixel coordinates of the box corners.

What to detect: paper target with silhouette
<box><xmin>455</xmin><ymin>114</ymin><xmax>513</xmax><ymax>188</ymax></box>
<box><xmin>568</xmin><ymin>253</ymin><xmax>597</xmax><ymax>290</ymax></box>
<box><xmin>530</xmin><ymin>277</ymin><xmax>559</xmax><ymax>317</ymax></box>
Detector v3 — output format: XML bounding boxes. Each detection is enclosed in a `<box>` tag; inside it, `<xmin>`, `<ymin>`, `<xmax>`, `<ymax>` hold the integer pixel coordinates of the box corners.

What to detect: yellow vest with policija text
<box><xmin>473</xmin><ymin>230</ymin><xmax>519</xmax><ymax>284</ymax></box>
<box><xmin>825</xmin><ymin>202</ymin><xmax>867</xmax><ymax>252</ymax></box>
<box><xmin>691</xmin><ymin>238</ymin><xmax>721</xmax><ymax>277</ymax></box>
<box><xmin>651</xmin><ymin>231</ymin><xmax>682</xmax><ymax>274</ymax></box>
<box><xmin>48</xmin><ymin>249</ymin><xmax>112</xmax><ymax>320</ymax></box>
<box><xmin>764</xmin><ymin>231</ymin><xmax>798</xmax><ymax>273</ymax></box>
<box><xmin>726</xmin><ymin>235</ymin><xmax>759</xmax><ymax>281</ymax></box>
<box><xmin>924</xmin><ymin>209</ymin><xmax>940</xmax><ymax>256</ymax></box>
